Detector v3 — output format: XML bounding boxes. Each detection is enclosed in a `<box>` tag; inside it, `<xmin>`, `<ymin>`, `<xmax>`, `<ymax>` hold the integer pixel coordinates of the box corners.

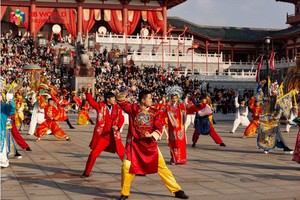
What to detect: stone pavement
<box><xmin>1</xmin><ymin>113</ymin><xmax>300</xmax><ymax>200</ymax></box>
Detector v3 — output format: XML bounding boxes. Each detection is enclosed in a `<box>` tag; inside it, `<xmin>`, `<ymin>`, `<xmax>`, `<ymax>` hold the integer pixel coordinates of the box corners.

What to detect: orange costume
<box><xmin>50</xmin><ymin>94</ymin><xmax>69</xmax><ymax>121</ymax></box>
<box><xmin>243</xmin><ymin>99</ymin><xmax>263</xmax><ymax>137</ymax></box>
<box><xmin>35</xmin><ymin>104</ymin><xmax>68</xmax><ymax>140</ymax></box>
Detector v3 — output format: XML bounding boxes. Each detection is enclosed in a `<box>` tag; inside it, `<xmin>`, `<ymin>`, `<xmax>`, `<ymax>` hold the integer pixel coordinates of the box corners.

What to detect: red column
<box><xmin>77</xmin><ymin>3</ymin><xmax>83</xmax><ymax>34</ymax></box>
<box><xmin>162</xmin><ymin>5</ymin><xmax>167</xmax><ymax>36</ymax></box>
<box><xmin>123</xmin><ymin>5</ymin><xmax>128</xmax><ymax>35</ymax></box>
<box><xmin>30</xmin><ymin>2</ymin><xmax>36</xmax><ymax>38</ymax></box>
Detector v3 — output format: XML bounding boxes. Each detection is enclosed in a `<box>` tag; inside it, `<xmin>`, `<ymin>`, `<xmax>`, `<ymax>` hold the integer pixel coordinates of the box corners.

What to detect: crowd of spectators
<box><xmin>0</xmin><ymin>31</ymin><xmax>254</xmax><ymax>114</ymax></box>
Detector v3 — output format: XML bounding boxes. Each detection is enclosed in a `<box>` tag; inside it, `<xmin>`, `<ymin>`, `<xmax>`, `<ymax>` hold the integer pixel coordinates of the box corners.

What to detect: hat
<box><xmin>38</xmin><ymin>83</ymin><xmax>49</xmax><ymax>91</ymax></box>
<box><xmin>166</xmin><ymin>85</ymin><xmax>183</xmax><ymax>100</ymax></box>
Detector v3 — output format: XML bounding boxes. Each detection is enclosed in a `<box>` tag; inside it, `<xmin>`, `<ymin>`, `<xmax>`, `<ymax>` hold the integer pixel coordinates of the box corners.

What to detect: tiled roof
<box><xmin>167</xmin><ymin>17</ymin><xmax>279</xmax><ymax>41</ymax></box>
<box><xmin>269</xmin><ymin>25</ymin><xmax>300</xmax><ymax>38</ymax></box>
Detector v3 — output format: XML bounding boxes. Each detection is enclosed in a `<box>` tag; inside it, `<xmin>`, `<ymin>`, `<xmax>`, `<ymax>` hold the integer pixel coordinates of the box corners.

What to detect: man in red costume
<box><xmin>116</xmin><ymin>90</ymin><xmax>189</xmax><ymax>200</ymax></box>
<box><xmin>50</xmin><ymin>93</ymin><xmax>75</xmax><ymax>129</ymax></box>
<box><xmin>81</xmin><ymin>87</ymin><xmax>125</xmax><ymax>178</ymax></box>
<box><xmin>35</xmin><ymin>98</ymin><xmax>71</xmax><ymax>141</ymax></box>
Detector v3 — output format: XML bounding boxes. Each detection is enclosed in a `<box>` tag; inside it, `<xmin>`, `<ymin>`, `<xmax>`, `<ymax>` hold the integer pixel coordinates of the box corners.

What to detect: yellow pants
<box><xmin>120</xmin><ymin>149</ymin><xmax>181</xmax><ymax>196</ymax></box>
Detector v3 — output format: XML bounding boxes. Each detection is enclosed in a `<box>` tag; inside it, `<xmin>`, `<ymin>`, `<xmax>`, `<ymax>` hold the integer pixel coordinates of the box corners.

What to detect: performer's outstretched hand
<box><xmin>87</xmin><ymin>85</ymin><xmax>92</xmax><ymax>93</ymax></box>
<box><xmin>116</xmin><ymin>90</ymin><xmax>128</xmax><ymax>102</ymax></box>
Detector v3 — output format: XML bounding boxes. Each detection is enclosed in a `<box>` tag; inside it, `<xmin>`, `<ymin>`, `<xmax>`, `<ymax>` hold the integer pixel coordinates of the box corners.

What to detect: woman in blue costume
<box><xmin>0</xmin><ymin>81</ymin><xmax>16</xmax><ymax>168</ymax></box>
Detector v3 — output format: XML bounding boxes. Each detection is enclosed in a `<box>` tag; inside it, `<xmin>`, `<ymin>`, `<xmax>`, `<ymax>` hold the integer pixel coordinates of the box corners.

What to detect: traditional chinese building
<box><xmin>1</xmin><ymin>0</ymin><xmax>186</xmax><ymax>38</ymax></box>
<box><xmin>1</xmin><ymin>0</ymin><xmax>300</xmax><ymax>90</ymax></box>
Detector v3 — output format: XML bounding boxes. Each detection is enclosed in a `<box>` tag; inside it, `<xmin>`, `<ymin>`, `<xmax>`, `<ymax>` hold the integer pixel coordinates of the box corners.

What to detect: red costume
<box><xmin>154</xmin><ymin>102</ymin><xmax>168</xmax><ymax>127</ymax></box>
<box><xmin>244</xmin><ymin>102</ymin><xmax>263</xmax><ymax>137</ymax></box>
<box><xmin>50</xmin><ymin>94</ymin><xmax>69</xmax><ymax>121</ymax></box>
<box><xmin>118</xmin><ymin>101</ymin><xmax>162</xmax><ymax>174</ymax></box>
<box><xmin>166</xmin><ymin>102</ymin><xmax>205</xmax><ymax>165</ymax></box>
<box><xmin>10</xmin><ymin>115</ymin><xmax>30</xmax><ymax>149</ymax></box>
<box><xmin>83</xmin><ymin>93</ymin><xmax>125</xmax><ymax>176</ymax></box>
<box><xmin>35</xmin><ymin>105</ymin><xmax>68</xmax><ymax>139</ymax></box>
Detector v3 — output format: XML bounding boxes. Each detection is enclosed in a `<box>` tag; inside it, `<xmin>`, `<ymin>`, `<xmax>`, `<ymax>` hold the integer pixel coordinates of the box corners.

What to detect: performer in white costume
<box><xmin>28</xmin><ymin>85</ymin><xmax>51</xmax><ymax>135</ymax></box>
<box><xmin>230</xmin><ymin>95</ymin><xmax>250</xmax><ymax>134</ymax></box>
<box><xmin>184</xmin><ymin>94</ymin><xmax>195</xmax><ymax>132</ymax></box>
<box><xmin>286</xmin><ymin>105</ymin><xmax>298</xmax><ymax>133</ymax></box>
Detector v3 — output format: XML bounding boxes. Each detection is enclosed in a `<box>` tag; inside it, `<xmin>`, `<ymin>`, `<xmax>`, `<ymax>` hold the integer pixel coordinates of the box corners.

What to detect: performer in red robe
<box><xmin>116</xmin><ymin>90</ymin><xmax>189</xmax><ymax>200</ymax></box>
<box><xmin>35</xmin><ymin>98</ymin><xmax>70</xmax><ymax>141</ymax></box>
<box><xmin>165</xmin><ymin>86</ymin><xmax>206</xmax><ymax>165</ymax></box>
<box><xmin>50</xmin><ymin>93</ymin><xmax>75</xmax><ymax>129</ymax></box>
<box><xmin>81</xmin><ymin>88</ymin><xmax>125</xmax><ymax>178</ymax></box>
<box><xmin>243</xmin><ymin>99</ymin><xmax>263</xmax><ymax>138</ymax></box>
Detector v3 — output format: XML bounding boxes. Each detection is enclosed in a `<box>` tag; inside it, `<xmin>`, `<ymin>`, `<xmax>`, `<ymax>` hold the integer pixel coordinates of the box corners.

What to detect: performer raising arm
<box><xmin>116</xmin><ymin>90</ymin><xmax>189</xmax><ymax>200</ymax></box>
<box><xmin>81</xmin><ymin>86</ymin><xmax>125</xmax><ymax>178</ymax></box>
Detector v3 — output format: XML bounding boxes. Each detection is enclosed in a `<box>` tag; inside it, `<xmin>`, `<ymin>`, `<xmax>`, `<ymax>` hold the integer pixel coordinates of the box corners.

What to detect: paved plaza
<box><xmin>1</xmin><ymin>113</ymin><xmax>300</xmax><ymax>200</ymax></box>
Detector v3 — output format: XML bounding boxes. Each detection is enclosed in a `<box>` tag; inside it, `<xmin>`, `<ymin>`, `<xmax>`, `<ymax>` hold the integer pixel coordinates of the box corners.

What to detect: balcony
<box><xmin>286</xmin><ymin>13</ymin><xmax>300</xmax><ymax>25</ymax></box>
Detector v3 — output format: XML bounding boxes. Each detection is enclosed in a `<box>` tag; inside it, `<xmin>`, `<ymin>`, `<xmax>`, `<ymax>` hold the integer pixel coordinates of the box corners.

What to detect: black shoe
<box><xmin>15</xmin><ymin>151</ymin><xmax>22</xmax><ymax>159</ymax></box>
<box><xmin>229</xmin><ymin>131</ymin><xmax>234</xmax><ymax>134</ymax></box>
<box><xmin>283</xmin><ymin>147</ymin><xmax>293</xmax><ymax>154</ymax></box>
<box><xmin>175</xmin><ymin>190</ymin><xmax>189</xmax><ymax>199</ymax></box>
<box><xmin>191</xmin><ymin>143</ymin><xmax>196</xmax><ymax>148</ymax></box>
<box><xmin>70</xmin><ymin>126</ymin><xmax>75</xmax><ymax>129</ymax></box>
<box><xmin>283</xmin><ymin>147</ymin><xmax>293</xmax><ymax>152</ymax></box>
<box><xmin>81</xmin><ymin>174</ymin><xmax>89</xmax><ymax>178</ymax></box>
<box><xmin>119</xmin><ymin>195</ymin><xmax>129</xmax><ymax>200</ymax></box>
<box><xmin>220</xmin><ymin>143</ymin><xmax>226</xmax><ymax>147</ymax></box>
<box><xmin>66</xmin><ymin>137</ymin><xmax>71</xmax><ymax>141</ymax></box>
<box><xmin>25</xmin><ymin>147</ymin><xmax>32</xmax><ymax>151</ymax></box>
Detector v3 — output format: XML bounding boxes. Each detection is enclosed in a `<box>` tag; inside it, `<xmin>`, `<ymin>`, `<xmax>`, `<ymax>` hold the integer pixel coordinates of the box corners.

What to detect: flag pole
<box><xmin>206</xmin><ymin>41</ymin><xmax>209</xmax><ymax>75</ymax></box>
<box><xmin>218</xmin><ymin>41</ymin><xmax>220</xmax><ymax>73</ymax></box>
<box><xmin>192</xmin><ymin>48</ymin><xmax>194</xmax><ymax>90</ymax></box>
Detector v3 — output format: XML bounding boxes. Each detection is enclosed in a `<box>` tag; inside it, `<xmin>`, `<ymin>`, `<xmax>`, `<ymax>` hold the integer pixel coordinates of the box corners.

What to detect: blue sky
<box><xmin>168</xmin><ymin>0</ymin><xmax>294</xmax><ymax>29</ymax></box>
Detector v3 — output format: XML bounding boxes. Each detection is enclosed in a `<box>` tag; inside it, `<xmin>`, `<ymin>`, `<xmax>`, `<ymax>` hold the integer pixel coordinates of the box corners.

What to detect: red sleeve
<box><xmin>60</xmin><ymin>100</ymin><xmax>70</xmax><ymax>107</ymax></box>
<box><xmin>153</xmin><ymin>109</ymin><xmax>163</xmax><ymax>133</ymax></box>
<box><xmin>186</xmin><ymin>102</ymin><xmax>206</xmax><ymax>114</ymax></box>
<box><xmin>50</xmin><ymin>94</ymin><xmax>60</xmax><ymax>105</ymax></box>
<box><xmin>117</xmin><ymin>106</ymin><xmax>125</xmax><ymax>129</ymax></box>
<box><xmin>53</xmin><ymin>107</ymin><xmax>60</xmax><ymax>120</ymax></box>
<box><xmin>118</xmin><ymin>101</ymin><xmax>134</xmax><ymax>115</ymax></box>
<box><xmin>73</xmin><ymin>96</ymin><xmax>82</xmax><ymax>106</ymax></box>
<box><xmin>86</xmin><ymin>93</ymin><xmax>98</xmax><ymax>110</ymax></box>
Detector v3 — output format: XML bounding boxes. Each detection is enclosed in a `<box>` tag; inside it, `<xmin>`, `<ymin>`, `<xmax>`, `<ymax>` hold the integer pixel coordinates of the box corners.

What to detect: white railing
<box><xmin>175</xmin><ymin>70</ymin><xmax>257</xmax><ymax>81</ymax></box>
<box><xmin>127</xmin><ymin>50</ymin><xmax>221</xmax><ymax>63</ymax></box>
<box><xmin>96</xmin><ymin>33</ymin><xmax>297</xmax><ymax>76</ymax></box>
<box><xmin>96</xmin><ymin>32</ymin><xmax>193</xmax><ymax>48</ymax></box>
